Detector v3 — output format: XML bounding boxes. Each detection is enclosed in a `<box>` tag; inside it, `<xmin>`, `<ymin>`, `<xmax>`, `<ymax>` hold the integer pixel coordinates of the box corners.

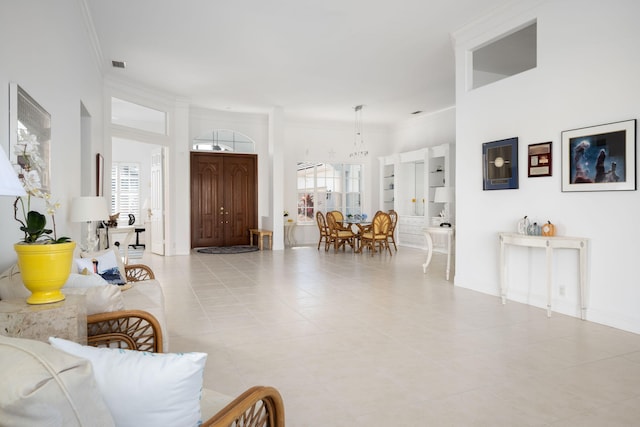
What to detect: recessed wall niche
<box><xmin>471</xmin><ymin>21</ymin><xmax>537</xmax><ymax>89</ymax></box>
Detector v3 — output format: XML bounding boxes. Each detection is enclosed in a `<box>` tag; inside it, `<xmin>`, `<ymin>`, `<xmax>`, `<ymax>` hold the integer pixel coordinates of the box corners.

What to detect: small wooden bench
<box><xmin>249</xmin><ymin>229</ymin><xmax>273</xmax><ymax>250</ymax></box>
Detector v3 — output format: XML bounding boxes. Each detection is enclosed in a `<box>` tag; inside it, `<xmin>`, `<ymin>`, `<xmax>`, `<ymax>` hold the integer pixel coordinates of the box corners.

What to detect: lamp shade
<box><xmin>434</xmin><ymin>187</ymin><xmax>453</xmax><ymax>203</ymax></box>
<box><xmin>0</xmin><ymin>144</ymin><xmax>26</xmax><ymax>197</ymax></box>
<box><xmin>70</xmin><ymin>196</ymin><xmax>109</xmax><ymax>222</ymax></box>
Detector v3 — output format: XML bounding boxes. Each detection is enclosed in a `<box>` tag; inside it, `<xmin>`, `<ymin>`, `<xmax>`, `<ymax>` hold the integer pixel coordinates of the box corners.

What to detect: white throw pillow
<box><xmin>64</xmin><ymin>272</ymin><xmax>110</xmax><ymax>288</ymax></box>
<box><xmin>62</xmin><ymin>273</ymin><xmax>125</xmax><ymax>315</ymax></box>
<box><xmin>76</xmin><ymin>249</ymin><xmax>126</xmax><ymax>285</ymax></box>
<box><xmin>49</xmin><ymin>337</ymin><xmax>207</xmax><ymax>427</ymax></box>
<box><xmin>63</xmin><ymin>286</ymin><xmax>125</xmax><ymax>315</ymax></box>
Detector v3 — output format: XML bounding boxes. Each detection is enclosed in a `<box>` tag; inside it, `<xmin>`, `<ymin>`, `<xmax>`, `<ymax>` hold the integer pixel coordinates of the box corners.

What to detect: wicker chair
<box><xmin>87</xmin><ymin>310</ymin><xmax>285</xmax><ymax>427</ymax></box>
<box><xmin>316</xmin><ymin>211</ymin><xmax>331</xmax><ymax>251</ymax></box>
<box><xmin>326</xmin><ymin>211</ymin><xmax>355</xmax><ymax>252</ymax></box>
<box><xmin>360</xmin><ymin>211</ymin><xmax>392</xmax><ymax>256</ymax></box>
<box><xmin>124</xmin><ymin>263</ymin><xmax>155</xmax><ymax>281</ymax></box>
<box><xmin>387</xmin><ymin>210</ymin><xmax>398</xmax><ymax>251</ymax></box>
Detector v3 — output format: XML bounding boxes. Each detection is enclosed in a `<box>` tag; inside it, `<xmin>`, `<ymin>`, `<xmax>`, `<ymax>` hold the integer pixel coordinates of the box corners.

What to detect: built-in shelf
<box><xmin>379</xmin><ymin>144</ymin><xmax>454</xmax><ymax>249</ymax></box>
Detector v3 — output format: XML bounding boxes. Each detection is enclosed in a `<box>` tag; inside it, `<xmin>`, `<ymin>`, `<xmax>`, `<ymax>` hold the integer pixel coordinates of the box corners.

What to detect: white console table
<box><xmin>499</xmin><ymin>232</ymin><xmax>588</xmax><ymax>319</ymax></box>
<box><xmin>423</xmin><ymin>226</ymin><xmax>454</xmax><ymax>280</ymax></box>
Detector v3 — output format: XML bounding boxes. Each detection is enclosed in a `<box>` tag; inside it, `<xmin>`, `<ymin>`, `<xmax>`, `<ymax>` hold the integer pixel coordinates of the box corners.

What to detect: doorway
<box><xmin>190</xmin><ymin>152</ymin><xmax>258</xmax><ymax>248</ymax></box>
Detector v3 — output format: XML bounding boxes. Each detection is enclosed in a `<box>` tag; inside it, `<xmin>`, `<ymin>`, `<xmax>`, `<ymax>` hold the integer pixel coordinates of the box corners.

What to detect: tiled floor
<box><xmin>139</xmin><ymin>246</ymin><xmax>640</xmax><ymax>426</ymax></box>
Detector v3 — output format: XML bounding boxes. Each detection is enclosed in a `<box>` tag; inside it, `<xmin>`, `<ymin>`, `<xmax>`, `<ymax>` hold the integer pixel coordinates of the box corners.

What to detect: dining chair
<box><xmin>387</xmin><ymin>210</ymin><xmax>398</xmax><ymax>251</ymax></box>
<box><xmin>330</xmin><ymin>211</ymin><xmax>345</xmax><ymax>224</ymax></box>
<box><xmin>316</xmin><ymin>211</ymin><xmax>331</xmax><ymax>251</ymax></box>
<box><xmin>360</xmin><ymin>211</ymin><xmax>392</xmax><ymax>256</ymax></box>
<box><xmin>326</xmin><ymin>211</ymin><xmax>355</xmax><ymax>253</ymax></box>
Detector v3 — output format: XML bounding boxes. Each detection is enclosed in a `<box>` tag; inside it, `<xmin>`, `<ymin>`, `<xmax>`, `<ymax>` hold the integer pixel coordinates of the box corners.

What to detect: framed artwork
<box><xmin>96</xmin><ymin>153</ymin><xmax>104</xmax><ymax>196</ymax></box>
<box><xmin>562</xmin><ymin>119</ymin><xmax>636</xmax><ymax>192</ymax></box>
<box><xmin>528</xmin><ymin>142</ymin><xmax>552</xmax><ymax>177</ymax></box>
<box><xmin>483</xmin><ymin>137</ymin><xmax>518</xmax><ymax>190</ymax></box>
<box><xmin>9</xmin><ymin>83</ymin><xmax>51</xmax><ymax>194</ymax></box>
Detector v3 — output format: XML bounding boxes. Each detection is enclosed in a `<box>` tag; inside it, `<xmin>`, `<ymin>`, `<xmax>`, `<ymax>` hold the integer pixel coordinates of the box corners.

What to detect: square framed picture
<box><xmin>561</xmin><ymin>119</ymin><xmax>636</xmax><ymax>192</ymax></box>
<box><xmin>528</xmin><ymin>142</ymin><xmax>552</xmax><ymax>177</ymax></box>
<box><xmin>483</xmin><ymin>137</ymin><xmax>518</xmax><ymax>190</ymax></box>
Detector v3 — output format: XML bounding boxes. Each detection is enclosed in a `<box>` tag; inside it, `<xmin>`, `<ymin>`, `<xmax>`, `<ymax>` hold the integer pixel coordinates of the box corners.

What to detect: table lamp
<box><xmin>434</xmin><ymin>187</ymin><xmax>454</xmax><ymax>227</ymax></box>
<box><xmin>0</xmin><ymin>145</ymin><xmax>26</xmax><ymax>197</ymax></box>
<box><xmin>70</xmin><ymin>196</ymin><xmax>109</xmax><ymax>251</ymax></box>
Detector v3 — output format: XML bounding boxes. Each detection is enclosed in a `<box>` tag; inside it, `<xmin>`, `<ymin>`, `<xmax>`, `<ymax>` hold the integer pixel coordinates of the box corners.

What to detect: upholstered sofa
<box><xmin>0</xmin><ymin>258</ymin><xmax>285</xmax><ymax>426</ymax></box>
<box><xmin>0</xmin><ymin>324</ymin><xmax>285</xmax><ymax>426</ymax></box>
<box><xmin>0</xmin><ymin>251</ymin><xmax>169</xmax><ymax>352</ymax></box>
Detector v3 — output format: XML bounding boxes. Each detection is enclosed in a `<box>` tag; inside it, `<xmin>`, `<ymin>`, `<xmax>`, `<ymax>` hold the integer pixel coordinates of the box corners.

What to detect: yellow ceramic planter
<box><xmin>14</xmin><ymin>241</ymin><xmax>76</xmax><ymax>304</ymax></box>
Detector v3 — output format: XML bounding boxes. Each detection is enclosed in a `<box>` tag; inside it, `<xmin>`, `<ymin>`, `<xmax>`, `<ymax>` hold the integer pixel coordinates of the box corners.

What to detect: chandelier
<box><xmin>349</xmin><ymin>105</ymin><xmax>368</xmax><ymax>159</ymax></box>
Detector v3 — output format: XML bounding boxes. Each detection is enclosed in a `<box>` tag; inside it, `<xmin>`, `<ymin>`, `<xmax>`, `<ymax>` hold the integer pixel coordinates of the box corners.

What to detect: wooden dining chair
<box><xmin>326</xmin><ymin>211</ymin><xmax>355</xmax><ymax>253</ymax></box>
<box><xmin>360</xmin><ymin>211</ymin><xmax>392</xmax><ymax>256</ymax></box>
<box><xmin>316</xmin><ymin>211</ymin><xmax>331</xmax><ymax>251</ymax></box>
<box><xmin>387</xmin><ymin>210</ymin><xmax>398</xmax><ymax>251</ymax></box>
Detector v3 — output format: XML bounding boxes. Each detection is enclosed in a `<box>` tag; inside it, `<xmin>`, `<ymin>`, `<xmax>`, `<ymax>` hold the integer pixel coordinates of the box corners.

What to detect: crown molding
<box><xmin>77</xmin><ymin>0</ymin><xmax>104</xmax><ymax>76</ymax></box>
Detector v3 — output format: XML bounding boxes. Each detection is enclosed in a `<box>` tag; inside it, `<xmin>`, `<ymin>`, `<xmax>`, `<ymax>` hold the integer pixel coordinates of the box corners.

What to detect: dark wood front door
<box><xmin>190</xmin><ymin>152</ymin><xmax>257</xmax><ymax>248</ymax></box>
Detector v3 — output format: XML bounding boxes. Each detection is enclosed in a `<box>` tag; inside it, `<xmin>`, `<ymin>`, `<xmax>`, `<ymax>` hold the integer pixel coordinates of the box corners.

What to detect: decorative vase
<box><xmin>13</xmin><ymin>241</ymin><xmax>76</xmax><ymax>305</ymax></box>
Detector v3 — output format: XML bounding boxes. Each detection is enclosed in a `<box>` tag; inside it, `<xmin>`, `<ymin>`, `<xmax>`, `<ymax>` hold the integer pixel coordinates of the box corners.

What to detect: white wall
<box><xmin>453</xmin><ymin>0</ymin><xmax>640</xmax><ymax>333</ymax></box>
<box><xmin>392</xmin><ymin>107</ymin><xmax>456</xmax><ymax>154</ymax></box>
<box><xmin>0</xmin><ymin>0</ymin><xmax>104</xmax><ymax>271</ymax></box>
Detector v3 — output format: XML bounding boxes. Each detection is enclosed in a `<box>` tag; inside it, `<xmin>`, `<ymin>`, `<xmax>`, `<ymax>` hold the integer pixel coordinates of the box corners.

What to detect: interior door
<box><xmin>191</xmin><ymin>152</ymin><xmax>257</xmax><ymax>248</ymax></box>
<box><xmin>150</xmin><ymin>147</ymin><xmax>165</xmax><ymax>255</ymax></box>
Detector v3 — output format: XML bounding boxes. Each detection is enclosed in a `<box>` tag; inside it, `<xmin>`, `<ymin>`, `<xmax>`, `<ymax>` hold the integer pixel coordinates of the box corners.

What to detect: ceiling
<box><xmin>86</xmin><ymin>0</ymin><xmax>512</xmax><ymax>125</ymax></box>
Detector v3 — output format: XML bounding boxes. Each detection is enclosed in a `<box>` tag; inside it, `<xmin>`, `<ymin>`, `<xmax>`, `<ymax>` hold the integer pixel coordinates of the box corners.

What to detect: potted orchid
<box><xmin>12</xmin><ymin>130</ymin><xmax>75</xmax><ymax>304</ymax></box>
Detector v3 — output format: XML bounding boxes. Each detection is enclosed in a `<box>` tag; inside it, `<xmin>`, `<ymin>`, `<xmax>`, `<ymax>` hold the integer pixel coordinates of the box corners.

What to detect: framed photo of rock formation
<box><xmin>562</xmin><ymin>119</ymin><xmax>636</xmax><ymax>192</ymax></box>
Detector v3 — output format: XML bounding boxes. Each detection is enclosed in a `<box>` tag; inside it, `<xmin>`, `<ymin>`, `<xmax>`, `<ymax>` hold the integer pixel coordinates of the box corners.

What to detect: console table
<box><xmin>499</xmin><ymin>232</ymin><xmax>588</xmax><ymax>319</ymax></box>
<box><xmin>422</xmin><ymin>226</ymin><xmax>454</xmax><ymax>280</ymax></box>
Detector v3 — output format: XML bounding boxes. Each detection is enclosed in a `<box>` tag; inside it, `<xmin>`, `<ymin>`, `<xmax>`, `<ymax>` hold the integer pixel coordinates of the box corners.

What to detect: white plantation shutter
<box><xmin>111</xmin><ymin>162</ymin><xmax>141</xmax><ymax>224</ymax></box>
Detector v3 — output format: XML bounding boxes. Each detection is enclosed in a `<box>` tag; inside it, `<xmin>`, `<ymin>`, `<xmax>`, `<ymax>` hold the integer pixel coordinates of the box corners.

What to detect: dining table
<box><xmin>343</xmin><ymin>219</ymin><xmax>372</xmax><ymax>253</ymax></box>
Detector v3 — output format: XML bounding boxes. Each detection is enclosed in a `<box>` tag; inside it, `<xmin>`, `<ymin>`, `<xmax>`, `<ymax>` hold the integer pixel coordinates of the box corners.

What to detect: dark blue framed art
<box><xmin>483</xmin><ymin>137</ymin><xmax>519</xmax><ymax>190</ymax></box>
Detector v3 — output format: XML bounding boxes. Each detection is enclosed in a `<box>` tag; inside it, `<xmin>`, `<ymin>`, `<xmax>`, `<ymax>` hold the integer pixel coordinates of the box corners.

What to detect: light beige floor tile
<box><xmin>139</xmin><ymin>248</ymin><xmax>640</xmax><ymax>427</ymax></box>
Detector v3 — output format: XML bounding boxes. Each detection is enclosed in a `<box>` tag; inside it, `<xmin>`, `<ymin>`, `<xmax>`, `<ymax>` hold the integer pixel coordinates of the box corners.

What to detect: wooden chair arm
<box><xmin>87</xmin><ymin>309</ymin><xmax>163</xmax><ymax>353</ymax></box>
<box><xmin>201</xmin><ymin>386</ymin><xmax>285</xmax><ymax>427</ymax></box>
<box><xmin>124</xmin><ymin>264</ymin><xmax>155</xmax><ymax>281</ymax></box>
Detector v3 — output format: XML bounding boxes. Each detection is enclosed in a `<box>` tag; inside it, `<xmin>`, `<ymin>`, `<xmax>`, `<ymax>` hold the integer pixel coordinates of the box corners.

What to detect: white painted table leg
<box><xmin>579</xmin><ymin>241</ymin><xmax>587</xmax><ymax>320</ymax></box>
<box><xmin>500</xmin><ymin>236</ymin><xmax>507</xmax><ymax>304</ymax></box>
<box><xmin>546</xmin><ymin>242</ymin><xmax>553</xmax><ymax>318</ymax></box>
<box><xmin>445</xmin><ymin>232</ymin><xmax>452</xmax><ymax>281</ymax></box>
<box><xmin>422</xmin><ymin>232</ymin><xmax>434</xmax><ymax>274</ymax></box>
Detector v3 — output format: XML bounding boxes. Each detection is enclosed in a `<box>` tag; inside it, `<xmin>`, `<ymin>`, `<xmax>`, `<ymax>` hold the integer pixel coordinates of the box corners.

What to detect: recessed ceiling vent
<box><xmin>111</xmin><ymin>60</ymin><xmax>126</xmax><ymax>69</ymax></box>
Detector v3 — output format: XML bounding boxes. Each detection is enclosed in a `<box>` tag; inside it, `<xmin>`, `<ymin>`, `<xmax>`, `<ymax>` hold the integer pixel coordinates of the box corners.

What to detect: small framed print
<box><xmin>528</xmin><ymin>142</ymin><xmax>552</xmax><ymax>177</ymax></box>
<box><xmin>482</xmin><ymin>137</ymin><xmax>518</xmax><ymax>190</ymax></box>
<box><xmin>562</xmin><ymin>119</ymin><xmax>636</xmax><ymax>192</ymax></box>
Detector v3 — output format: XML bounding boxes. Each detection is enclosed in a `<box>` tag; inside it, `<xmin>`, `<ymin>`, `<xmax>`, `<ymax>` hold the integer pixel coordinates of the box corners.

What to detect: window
<box><xmin>192</xmin><ymin>129</ymin><xmax>255</xmax><ymax>153</ymax></box>
<box><xmin>472</xmin><ymin>21</ymin><xmax>537</xmax><ymax>89</ymax></box>
<box><xmin>296</xmin><ymin>162</ymin><xmax>363</xmax><ymax>224</ymax></box>
<box><xmin>111</xmin><ymin>162</ymin><xmax>140</xmax><ymax>225</ymax></box>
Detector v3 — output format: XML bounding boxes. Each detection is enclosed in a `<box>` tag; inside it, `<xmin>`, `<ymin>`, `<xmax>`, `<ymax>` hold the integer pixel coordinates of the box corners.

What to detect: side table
<box><xmin>0</xmin><ymin>294</ymin><xmax>87</xmax><ymax>344</ymax></box>
<box><xmin>422</xmin><ymin>226</ymin><xmax>455</xmax><ymax>280</ymax></box>
<box><xmin>284</xmin><ymin>221</ymin><xmax>297</xmax><ymax>246</ymax></box>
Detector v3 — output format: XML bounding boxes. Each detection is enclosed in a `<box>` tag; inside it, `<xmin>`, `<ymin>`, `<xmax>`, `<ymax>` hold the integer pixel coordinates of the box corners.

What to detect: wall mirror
<box><xmin>399</xmin><ymin>159</ymin><xmax>425</xmax><ymax>217</ymax></box>
<box><xmin>415</xmin><ymin>161</ymin><xmax>425</xmax><ymax>216</ymax></box>
<box><xmin>9</xmin><ymin>83</ymin><xmax>51</xmax><ymax>193</ymax></box>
